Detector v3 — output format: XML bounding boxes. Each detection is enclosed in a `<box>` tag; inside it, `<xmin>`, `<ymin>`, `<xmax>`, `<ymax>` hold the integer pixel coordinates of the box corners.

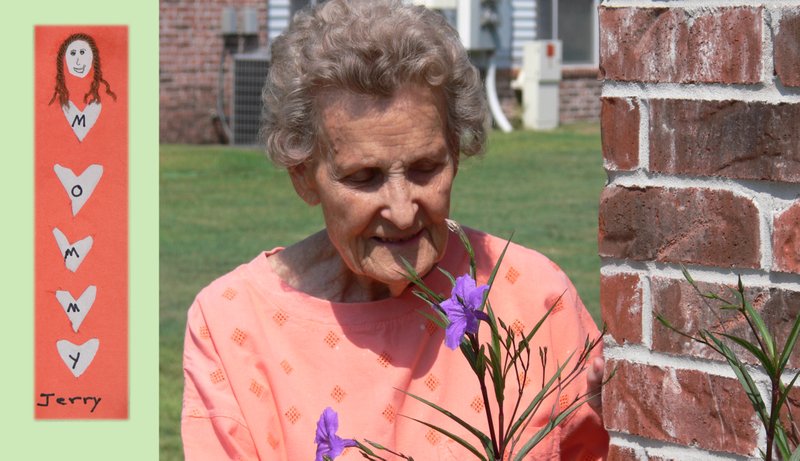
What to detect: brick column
<box><xmin>598</xmin><ymin>2</ymin><xmax>800</xmax><ymax>459</ymax></box>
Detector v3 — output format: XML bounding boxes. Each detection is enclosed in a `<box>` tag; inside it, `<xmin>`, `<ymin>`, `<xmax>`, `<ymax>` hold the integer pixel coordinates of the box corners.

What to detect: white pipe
<box><xmin>485</xmin><ymin>56</ymin><xmax>513</xmax><ymax>133</ymax></box>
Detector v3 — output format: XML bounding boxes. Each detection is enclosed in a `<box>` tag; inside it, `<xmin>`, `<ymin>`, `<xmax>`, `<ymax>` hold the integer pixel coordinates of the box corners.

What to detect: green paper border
<box><xmin>7</xmin><ymin>0</ymin><xmax>158</xmax><ymax>458</ymax></box>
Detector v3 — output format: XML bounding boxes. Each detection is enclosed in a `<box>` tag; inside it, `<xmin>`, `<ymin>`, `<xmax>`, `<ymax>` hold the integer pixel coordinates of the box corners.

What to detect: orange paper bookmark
<box><xmin>34</xmin><ymin>25</ymin><xmax>128</xmax><ymax>419</ymax></box>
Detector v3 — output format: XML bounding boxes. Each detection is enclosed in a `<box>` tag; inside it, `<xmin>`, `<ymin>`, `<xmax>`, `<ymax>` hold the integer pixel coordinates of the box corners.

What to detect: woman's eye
<box><xmin>80</xmin><ymin>50</ymin><xmax>85</xmax><ymax>55</ymax></box>
<box><xmin>414</xmin><ymin>163</ymin><xmax>439</xmax><ymax>173</ymax></box>
<box><xmin>343</xmin><ymin>169</ymin><xmax>379</xmax><ymax>185</ymax></box>
<box><xmin>410</xmin><ymin>162</ymin><xmax>442</xmax><ymax>181</ymax></box>
<box><xmin>70</xmin><ymin>50</ymin><xmax>76</xmax><ymax>56</ymax></box>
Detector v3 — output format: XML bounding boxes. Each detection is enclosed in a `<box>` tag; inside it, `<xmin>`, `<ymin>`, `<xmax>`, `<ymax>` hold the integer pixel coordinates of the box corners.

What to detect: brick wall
<box><xmin>560</xmin><ymin>68</ymin><xmax>602</xmax><ymax>124</ymax></box>
<box><xmin>598</xmin><ymin>2</ymin><xmax>800</xmax><ymax>459</ymax></box>
<box><xmin>159</xmin><ymin>0</ymin><xmax>268</xmax><ymax>144</ymax></box>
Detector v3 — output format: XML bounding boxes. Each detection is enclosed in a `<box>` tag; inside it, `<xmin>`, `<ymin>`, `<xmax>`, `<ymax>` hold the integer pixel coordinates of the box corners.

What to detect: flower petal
<box><xmin>453</xmin><ymin>274</ymin><xmax>476</xmax><ymax>301</ymax></box>
<box><xmin>465</xmin><ymin>283</ymin><xmax>489</xmax><ymax>310</ymax></box>
<box><xmin>445</xmin><ymin>316</ymin><xmax>468</xmax><ymax>349</ymax></box>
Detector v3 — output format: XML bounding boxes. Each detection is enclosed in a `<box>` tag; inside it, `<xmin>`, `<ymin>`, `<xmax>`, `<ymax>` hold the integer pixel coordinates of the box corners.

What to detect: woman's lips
<box><xmin>371</xmin><ymin>230</ymin><xmax>423</xmax><ymax>245</ymax></box>
<box><xmin>73</xmin><ymin>65</ymin><xmax>86</xmax><ymax>73</ymax></box>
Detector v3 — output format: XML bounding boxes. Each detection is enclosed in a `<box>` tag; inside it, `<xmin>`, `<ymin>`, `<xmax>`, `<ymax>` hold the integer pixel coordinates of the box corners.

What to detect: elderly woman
<box><xmin>181</xmin><ymin>0</ymin><xmax>607</xmax><ymax>459</ymax></box>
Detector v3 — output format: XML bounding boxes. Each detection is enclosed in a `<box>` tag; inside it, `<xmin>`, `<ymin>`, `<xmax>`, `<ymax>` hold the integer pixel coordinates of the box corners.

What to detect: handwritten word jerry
<box><xmin>36</xmin><ymin>392</ymin><xmax>101</xmax><ymax>413</ymax></box>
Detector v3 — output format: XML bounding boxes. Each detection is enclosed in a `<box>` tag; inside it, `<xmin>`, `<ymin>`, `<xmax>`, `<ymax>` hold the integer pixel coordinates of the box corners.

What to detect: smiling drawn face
<box><xmin>65</xmin><ymin>40</ymin><xmax>93</xmax><ymax>78</ymax></box>
<box><xmin>290</xmin><ymin>84</ymin><xmax>457</xmax><ymax>298</ymax></box>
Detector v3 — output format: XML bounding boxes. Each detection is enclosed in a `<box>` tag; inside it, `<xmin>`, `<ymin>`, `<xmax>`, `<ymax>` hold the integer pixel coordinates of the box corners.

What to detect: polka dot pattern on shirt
<box><xmin>330</xmin><ymin>385</ymin><xmax>346</xmax><ymax>403</ymax></box>
<box><xmin>470</xmin><ymin>395</ymin><xmax>484</xmax><ymax>413</ymax></box>
<box><xmin>424</xmin><ymin>374</ymin><xmax>440</xmax><ymax>391</ymax></box>
<box><xmin>324</xmin><ymin>331</ymin><xmax>340</xmax><ymax>348</ymax></box>
<box><xmin>376</xmin><ymin>351</ymin><xmax>392</xmax><ymax>367</ymax></box>
<box><xmin>284</xmin><ymin>406</ymin><xmax>300</xmax><ymax>424</ymax></box>
<box><xmin>505</xmin><ymin>266</ymin><xmax>520</xmax><ymax>284</ymax></box>
<box><xmin>382</xmin><ymin>404</ymin><xmax>396</xmax><ymax>423</ymax></box>
<box><xmin>273</xmin><ymin>310</ymin><xmax>288</xmax><ymax>326</ymax></box>
<box><xmin>222</xmin><ymin>287</ymin><xmax>237</xmax><ymax>300</ymax></box>
<box><xmin>231</xmin><ymin>328</ymin><xmax>247</xmax><ymax>346</ymax></box>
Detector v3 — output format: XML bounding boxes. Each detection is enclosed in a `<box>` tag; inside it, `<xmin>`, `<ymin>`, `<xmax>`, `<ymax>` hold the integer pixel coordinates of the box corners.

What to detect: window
<box><xmin>537</xmin><ymin>0</ymin><xmax>598</xmax><ymax>65</ymax></box>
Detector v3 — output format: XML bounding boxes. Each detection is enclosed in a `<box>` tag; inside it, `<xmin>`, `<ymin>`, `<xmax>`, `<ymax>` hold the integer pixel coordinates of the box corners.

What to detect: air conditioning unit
<box><xmin>232</xmin><ymin>51</ymin><xmax>270</xmax><ymax>145</ymax></box>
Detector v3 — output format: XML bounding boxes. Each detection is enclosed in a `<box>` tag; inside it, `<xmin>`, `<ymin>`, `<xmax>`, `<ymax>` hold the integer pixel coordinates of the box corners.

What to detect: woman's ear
<box><xmin>288</xmin><ymin>162</ymin><xmax>321</xmax><ymax>206</ymax></box>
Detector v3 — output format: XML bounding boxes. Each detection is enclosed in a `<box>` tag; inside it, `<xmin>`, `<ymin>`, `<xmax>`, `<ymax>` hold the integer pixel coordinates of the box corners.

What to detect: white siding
<box><xmin>511</xmin><ymin>0</ymin><xmax>537</xmax><ymax>69</ymax></box>
<box><xmin>267</xmin><ymin>0</ymin><xmax>291</xmax><ymax>42</ymax></box>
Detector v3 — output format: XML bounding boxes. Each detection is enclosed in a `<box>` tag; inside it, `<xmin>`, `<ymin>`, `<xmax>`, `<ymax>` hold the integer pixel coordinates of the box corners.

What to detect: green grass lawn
<box><xmin>159</xmin><ymin>123</ymin><xmax>605</xmax><ymax>459</ymax></box>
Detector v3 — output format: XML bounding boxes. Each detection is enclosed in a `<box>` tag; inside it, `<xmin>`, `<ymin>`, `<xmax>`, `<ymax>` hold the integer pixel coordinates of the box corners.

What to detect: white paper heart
<box><xmin>61</xmin><ymin>101</ymin><xmax>101</xmax><ymax>142</ymax></box>
<box><xmin>56</xmin><ymin>338</ymin><xmax>99</xmax><ymax>378</ymax></box>
<box><xmin>52</xmin><ymin>227</ymin><xmax>93</xmax><ymax>272</ymax></box>
<box><xmin>55</xmin><ymin>286</ymin><xmax>96</xmax><ymax>333</ymax></box>
<box><xmin>54</xmin><ymin>164</ymin><xmax>104</xmax><ymax>216</ymax></box>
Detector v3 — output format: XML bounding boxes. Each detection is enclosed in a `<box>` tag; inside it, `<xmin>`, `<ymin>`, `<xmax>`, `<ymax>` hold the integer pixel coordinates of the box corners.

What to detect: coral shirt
<box><xmin>182</xmin><ymin>228</ymin><xmax>608</xmax><ymax>460</ymax></box>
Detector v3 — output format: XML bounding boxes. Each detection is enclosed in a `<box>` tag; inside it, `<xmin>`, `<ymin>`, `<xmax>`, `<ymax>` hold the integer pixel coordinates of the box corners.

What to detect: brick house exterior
<box><xmin>159</xmin><ymin>0</ymin><xmax>603</xmax><ymax>144</ymax></box>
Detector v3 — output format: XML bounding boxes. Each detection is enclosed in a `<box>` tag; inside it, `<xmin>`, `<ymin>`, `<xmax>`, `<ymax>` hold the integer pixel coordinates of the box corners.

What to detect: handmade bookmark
<box><xmin>34</xmin><ymin>26</ymin><xmax>128</xmax><ymax>419</ymax></box>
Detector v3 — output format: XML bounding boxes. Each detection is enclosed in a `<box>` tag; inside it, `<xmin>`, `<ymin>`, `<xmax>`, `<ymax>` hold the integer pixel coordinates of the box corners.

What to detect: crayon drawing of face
<box><xmin>66</xmin><ymin>40</ymin><xmax>93</xmax><ymax>78</ymax></box>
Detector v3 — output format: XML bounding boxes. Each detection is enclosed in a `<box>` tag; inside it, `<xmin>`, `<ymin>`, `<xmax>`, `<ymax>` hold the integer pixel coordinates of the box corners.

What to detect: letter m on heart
<box><xmin>72</xmin><ymin>114</ymin><xmax>86</xmax><ymax>127</ymax></box>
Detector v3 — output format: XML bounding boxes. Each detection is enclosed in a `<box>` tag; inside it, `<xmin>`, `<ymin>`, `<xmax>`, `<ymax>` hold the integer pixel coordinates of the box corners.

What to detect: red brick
<box><xmin>608</xmin><ymin>445</ymin><xmax>673</xmax><ymax>461</ymax></box>
<box><xmin>651</xmin><ymin>278</ymin><xmax>800</xmax><ymax>368</ymax></box>
<box><xmin>775</xmin><ymin>10</ymin><xmax>800</xmax><ymax>87</ymax></box>
<box><xmin>607</xmin><ymin>445</ymin><xmax>639</xmax><ymax>461</ymax></box>
<box><xmin>601</xmin><ymin>273</ymin><xmax>642</xmax><ymax>345</ymax></box>
<box><xmin>774</xmin><ymin>202</ymin><xmax>800</xmax><ymax>274</ymax></box>
<box><xmin>601</xmin><ymin>98</ymin><xmax>639</xmax><ymax>171</ymax></box>
<box><xmin>649</xmin><ymin>99</ymin><xmax>800</xmax><ymax>183</ymax></box>
<box><xmin>604</xmin><ymin>360</ymin><xmax>758</xmax><ymax>456</ymax></box>
<box><xmin>559</xmin><ymin>69</ymin><xmax>602</xmax><ymax>124</ymax></box>
<box><xmin>598</xmin><ymin>186</ymin><xmax>760</xmax><ymax>268</ymax></box>
<box><xmin>599</xmin><ymin>7</ymin><xmax>762</xmax><ymax>84</ymax></box>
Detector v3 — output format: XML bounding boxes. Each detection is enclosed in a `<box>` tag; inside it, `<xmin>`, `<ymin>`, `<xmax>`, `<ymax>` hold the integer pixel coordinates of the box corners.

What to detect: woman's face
<box><xmin>291</xmin><ymin>84</ymin><xmax>456</xmax><ymax>297</ymax></box>
<box><xmin>65</xmin><ymin>39</ymin><xmax>93</xmax><ymax>78</ymax></box>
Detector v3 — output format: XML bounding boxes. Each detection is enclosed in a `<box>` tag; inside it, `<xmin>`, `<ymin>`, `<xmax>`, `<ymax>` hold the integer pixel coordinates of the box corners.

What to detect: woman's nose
<box><xmin>380</xmin><ymin>179</ymin><xmax>418</xmax><ymax>229</ymax></box>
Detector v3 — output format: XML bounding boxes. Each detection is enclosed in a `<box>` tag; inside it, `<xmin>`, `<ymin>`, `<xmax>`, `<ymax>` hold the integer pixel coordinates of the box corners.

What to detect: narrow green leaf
<box><xmin>357</xmin><ymin>441</ymin><xmax>389</xmax><ymax>460</ymax></box>
<box><xmin>415</xmin><ymin>308</ymin><xmax>448</xmax><ymax>330</ymax></box>
<box><xmin>449</xmin><ymin>221</ymin><xmax>477</xmax><ymax>279</ymax></box>
<box><xmin>485</xmin><ymin>234</ymin><xmax>513</xmax><ymax>290</ymax></box>
<box><xmin>394</xmin><ymin>389</ymin><xmax>492</xmax><ymax>449</ymax></box>
<box><xmin>437</xmin><ymin>266</ymin><xmax>457</xmax><ymax>286</ymax></box>
<box><xmin>506</xmin><ymin>350</ymin><xmax>577</xmax><ymax>441</ymax></box>
<box><xmin>718</xmin><ymin>332</ymin><xmax>775</xmax><ymax>375</ymax></box>
<box><xmin>769</xmin><ymin>371</ymin><xmax>800</xmax><ymax>449</ymax></box>
<box><xmin>362</xmin><ymin>440</ymin><xmax>413</xmax><ymax>460</ymax></box>
<box><xmin>743</xmin><ymin>297</ymin><xmax>776</xmax><ymax>360</ymax></box>
<box><xmin>512</xmin><ymin>398</ymin><xmax>588</xmax><ymax>460</ymax></box>
<box><xmin>681</xmin><ymin>265</ymin><xmax>695</xmax><ymax>285</ymax></box>
<box><xmin>400</xmin><ymin>258</ymin><xmax>444</xmax><ymax>303</ymax></box>
<box><xmin>778</xmin><ymin>311</ymin><xmax>800</xmax><ymax>373</ymax></box>
<box><xmin>399</xmin><ymin>415</ymin><xmax>488</xmax><ymax>461</ymax></box>
<box><xmin>789</xmin><ymin>444</ymin><xmax>800</xmax><ymax>461</ymax></box>
<box><xmin>742</xmin><ymin>294</ymin><xmax>775</xmax><ymax>358</ymax></box>
<box><xmin>706</xmin><ymin>333</ymin><xmax>770</xmax><ymax>427</ymax></box>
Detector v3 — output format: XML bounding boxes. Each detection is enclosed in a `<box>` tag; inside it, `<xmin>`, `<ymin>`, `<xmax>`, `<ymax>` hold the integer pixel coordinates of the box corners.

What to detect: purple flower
<box><xmin>315</xmin><ymin>407</ymin><xmax>357</xmax><ymax>461</ymax></box>
<box><xmin>439</xmin><ymin>274</ymin><xmax>490</xmax><ymax>349</ymax></box>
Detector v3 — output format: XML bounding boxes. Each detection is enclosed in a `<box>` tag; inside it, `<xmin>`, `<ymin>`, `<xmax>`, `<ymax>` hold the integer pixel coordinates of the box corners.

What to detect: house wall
<box><xmin>159</xmin><ymin>0</ymin><xmax>268</xmax><ymax>143</ymax></box>
<box><xmin>159</xmin><ymin>0</ymin><xmax>602</xmax><ymax>143</ymax></box>
<box><xmin>598</xmin><ymin>2</ymin><xmax>800</xmax><ymax>459</ymax></box>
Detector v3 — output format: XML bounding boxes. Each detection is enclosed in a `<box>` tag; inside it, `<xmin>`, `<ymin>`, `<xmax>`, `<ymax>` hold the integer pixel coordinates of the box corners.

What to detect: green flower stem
<box><xmin>469</xmin><ymin>333</ymin><xmax>500</xmax><ymax>458</ymax></box>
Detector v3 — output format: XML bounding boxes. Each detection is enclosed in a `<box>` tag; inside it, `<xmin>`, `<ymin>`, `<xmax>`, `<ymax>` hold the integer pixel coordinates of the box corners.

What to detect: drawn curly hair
<box><xmin>48</xmin><ymin>33</ymin><xmax>117</xmax><ymax>108</ymax></box>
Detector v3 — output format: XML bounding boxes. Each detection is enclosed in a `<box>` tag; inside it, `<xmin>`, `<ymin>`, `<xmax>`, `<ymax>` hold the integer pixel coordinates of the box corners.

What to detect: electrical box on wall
<box><xmin>413</xmin><ymin>0</ymin><xmax>501</xmax><ymax>51</ymax></box>
<box><xmin>520</xmin><ymin>40</ymin><xmax>562</xmax><ymax>130</ymax></box>
<box><xmin>458</xmin><ymin>0</ymin><xmax>500</xmax><ymax>51</ymax></box>
<box><xmin>524</xmin><ymin>39</ymin><xmax>561</xmax><ymax>82</ymax></box>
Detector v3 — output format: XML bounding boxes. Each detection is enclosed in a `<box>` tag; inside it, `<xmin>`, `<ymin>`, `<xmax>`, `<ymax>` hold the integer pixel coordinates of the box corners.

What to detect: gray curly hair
<box><xmin>261</xmin><ymin>0</ymin><xmax>488</xmax><ymax>167</ymax></box>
